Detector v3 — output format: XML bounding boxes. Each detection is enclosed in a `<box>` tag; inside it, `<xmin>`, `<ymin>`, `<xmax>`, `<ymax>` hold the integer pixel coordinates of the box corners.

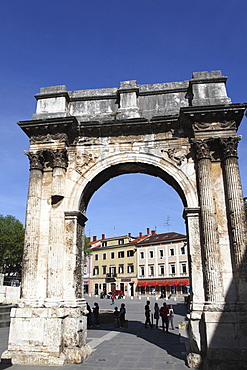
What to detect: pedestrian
<box><xmin>160</xmin><ymin>302</ymin><xmax>169</xmax><ymax>332</ymax></box>
<box><xmin>144</xmin><ymin>300</ymin><xmax>153</xmax><ymax>328</ymax></box>
<box><xmin>113</xmin><ymin>306</ymin><xmax>120</xmax><ymax>328</ymax></box>
<box><xmin>93</xmin><ymin>302</ymin><xmax>100</xmax><ymax>327</ymax></box>
<box><xmin>86</xmin><ymin>302</ymin><xmax>93</xmax><ymax>328</ymax></box>
<box><xmin>154</xmin><ymin>302</ymin><xmax>160</xmax><ymax>328</ymax></box>
<box><xmin>119</xmin><ymin>303</ymin><xmax>126</xmax><ymax>328</ymax></box>
<box><xmin>168</xmin><ymin>304</ymin><xmax>174</xmax><ymax>330</ymax></box>
<box><xmin>111</xmin><ymin>292</ymin><xmax>115</xmax><ymax>305</ymax></box>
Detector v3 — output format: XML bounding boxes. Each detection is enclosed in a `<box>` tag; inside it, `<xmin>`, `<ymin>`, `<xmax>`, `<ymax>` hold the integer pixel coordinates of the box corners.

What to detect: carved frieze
<box><xmin>25</xmin><ymin>151</ymin><xmax>44</xmax><ymax>171</ymax></box>
<box><xmin>30</xmin><ymin>133</ymin><xmax>68</xmax><ymax>144</ymax></box>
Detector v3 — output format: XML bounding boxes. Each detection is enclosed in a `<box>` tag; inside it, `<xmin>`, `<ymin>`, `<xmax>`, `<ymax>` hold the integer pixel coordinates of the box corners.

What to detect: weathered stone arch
<box><xmin>3</xmin><ymin>72</ymin><xmax>247</xmax><ymax>369</ymax></box>
<box><xmin>70</xmin><ymin>154</ymin><xmax>198</xmax><ymax>213</ymax></box>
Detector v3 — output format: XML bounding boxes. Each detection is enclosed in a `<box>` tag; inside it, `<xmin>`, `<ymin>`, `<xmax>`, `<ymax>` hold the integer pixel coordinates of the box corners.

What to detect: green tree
<box><xmin>84</xmin><ymin>235</ymin><xmax>92</xmax><ymax>259</ymax></box>
<box><xmin>0</xmin><ymin>215</ymin><xmax>25</xmax><ymax>276</ymax></box>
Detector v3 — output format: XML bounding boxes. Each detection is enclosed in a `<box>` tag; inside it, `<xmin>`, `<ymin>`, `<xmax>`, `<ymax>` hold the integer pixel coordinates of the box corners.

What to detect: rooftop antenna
<box><xmin>164</xmin><ymin>216</ymin><xmax>171</xmax><ymax>232</ymax></box>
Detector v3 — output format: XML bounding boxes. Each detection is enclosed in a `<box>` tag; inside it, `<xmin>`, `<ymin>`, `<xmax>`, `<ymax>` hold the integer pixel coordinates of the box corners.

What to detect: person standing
<box><xmin>168</xmin><ymin>304</ymin><xmax>174</xmax><ymax>330</ymax></box>
<box><xmin>111</xmin><ymin>292</ymin><xmax>115</xmax><ymax>305</ymax></box>
<box><xmin>93</xmin><ymin>302</ymin><xmax>100</xmax><ymax>327</ymax></box>
<box><xmin>160</xmin><ymin>302</ymin><xmax>169</xmax><ymax>332</ymax></box>
<box><xmin>154</xmin><ymin>302</ymin><xmax>160</xmax><ymax>328</ymax></box>
<box><xmin>113</xmin><ymin>306</ymin><xmax>120</xmax><ymax>328</ymax></box>
<box><xmin>119</xmin><ymin>303</ymin><xmax>126</xmax><ymax>328</ymax></box>
<box><xmin>144</xmin><ymin>300</ymin><xmax>153</xmax><ymax>328</ymax></box>
<box><xmin>86</xmin><ymin>302</ymin><xmax>93</xmax><ymax>328</ymax></box>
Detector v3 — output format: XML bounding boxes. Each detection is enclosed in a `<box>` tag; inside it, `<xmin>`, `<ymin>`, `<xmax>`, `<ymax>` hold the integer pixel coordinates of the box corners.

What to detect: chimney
<box><xmin>93</xmin><ymin>236</ymin><xmax>97</xmax><ymax>242</ymax></box>
<box><xmin>146</xmin><ymin>228</ymin><xmax>150</xmax><ymax>235</ymax></box>
<box><xmin>128</xmin><ymin>233</ymin><xmax>131</xmax><ymax>238</ymax></box>
<box><xmin>151</xmin><ymin>230</ymin><xmax>156</xmax><ymax>235</ymax></box>
<box><xmin>139</xmin><ymin>232</ymin><xmax>142</xmax><ymax>237</ymax></box>
<box><xmin>102</xmin><ymin>234</ymin><xmax>105</xmax><ymax>240</ymax></box>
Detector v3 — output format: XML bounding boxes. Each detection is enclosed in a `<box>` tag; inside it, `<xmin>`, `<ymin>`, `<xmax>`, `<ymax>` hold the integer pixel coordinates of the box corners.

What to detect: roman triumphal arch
<box><xmin>2</xmin><ymin>71</ymin><xmax>247</xmax><ymax>369</ymax></box>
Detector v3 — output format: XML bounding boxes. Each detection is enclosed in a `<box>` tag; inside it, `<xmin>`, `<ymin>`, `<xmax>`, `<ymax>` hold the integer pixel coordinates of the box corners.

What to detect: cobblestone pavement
<box><xmin>0</xmin><ymin>296</ymin><xmax>190</xmax><ymax>369</ymax></box>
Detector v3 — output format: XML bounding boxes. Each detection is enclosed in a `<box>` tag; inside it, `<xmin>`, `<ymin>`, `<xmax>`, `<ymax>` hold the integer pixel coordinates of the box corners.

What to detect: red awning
<box><xmin>166</xmin><ymin>280</ymin><xmax>178</xmax><ymax>286</ymax></box>
<box><xmin>137</xmin><ymin>281</ymin><xmax>147</xmax><ymax>287</ymax></box>
<box><xmin>177</xmin><ymin>279</ymin><xmax>189</xmax><ymax>286</ymax></box>
<box><xmin>146</xmin><ymin>281</ymin><xmax>157</xmax><ymax>286</ymax></box>
<box><xmin>156</xmin><ymin>281</ymin><xmax>167</xmax><ymax>286</ymax></box>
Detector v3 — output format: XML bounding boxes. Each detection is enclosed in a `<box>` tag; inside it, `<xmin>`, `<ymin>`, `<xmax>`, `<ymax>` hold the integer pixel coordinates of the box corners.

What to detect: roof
<box><xmin>137</xmin><ymin>232</ymin><xmax>186</xmax><ymax>245</ymax></box>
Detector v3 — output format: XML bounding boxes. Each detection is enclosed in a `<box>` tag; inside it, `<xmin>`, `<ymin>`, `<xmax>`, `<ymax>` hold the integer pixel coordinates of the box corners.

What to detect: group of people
<box><xmin>145</xmin><ymin>301</ymin><xmax>174</xmax><ymax>332</ymax></box>
<box><xmin>86</xmin><ymin>302</ymin><xmax>127</xmax><ymax>329</ymax></box>
<box><xmin>87</xmin><ymin>300</ymin><xmax>174</xmax><ymax>333</ymax></box>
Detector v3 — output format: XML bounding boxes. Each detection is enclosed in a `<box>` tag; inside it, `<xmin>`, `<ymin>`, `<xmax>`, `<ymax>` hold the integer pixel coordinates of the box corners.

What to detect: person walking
<box><xmin>93</xmin><ymin>302</ymin><xmax>100</xmax><ymax>327</ymax></box>
<box><xmin>168</xmin><ymin>304</ymin><xmax>175</xmax><ymax>330</ymax></box>
<box><xmin>111</xmin><ymin>292</ymin><xmax>115</xmax><ymax>305</ymax></box>
<box><xmin>154</xmin><ymin>302</ymin><xmax>160</xmax><ymax>328</ymax></box>
<box><xmin>119</xmin><ymin>303</ymin><xmax>126</xmax><ymax>328</ymax></box>
<box><xmin>144</xmin><ymin>300</ymin><xmax>153</xmax><ymax>328</ymax></box>
<box><xmin>160</xmin><ymin>302</ymin><xmax>169</xmax><ymax>332</ymax></box>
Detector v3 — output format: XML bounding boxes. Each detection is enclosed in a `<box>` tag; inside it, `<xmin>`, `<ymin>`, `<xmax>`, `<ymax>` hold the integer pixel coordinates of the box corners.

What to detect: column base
<box><xmin>187</xmin><ymin>304</ymin><xmax>247</xmax><ymax>369</ymax></box>
<box><xmin>1</xmin><ymin>305</ymin><xmax>92</xmax><ymax>365</ymax></box>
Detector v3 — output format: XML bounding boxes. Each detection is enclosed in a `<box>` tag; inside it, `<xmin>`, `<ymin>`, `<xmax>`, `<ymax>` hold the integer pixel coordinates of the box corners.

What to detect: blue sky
<box><xmin>0</xmin><ymin>0</ymin><xmax>246</xmax><ymax>238</ymax></box>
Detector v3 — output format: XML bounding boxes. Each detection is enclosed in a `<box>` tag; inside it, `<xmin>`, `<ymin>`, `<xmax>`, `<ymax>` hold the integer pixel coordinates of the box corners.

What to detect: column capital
<box><xmin>220</xmin><ymin>136</ymin><xmax>241</xmax><ymax>160</ymax></box>
<box><xmin>25</xmin><ymin>151</ymin><xmax>44</xmax><ymax>171</ymax></box>
<box><xmin>64</xmin><ymin>211</ymin><xmax>87</xmax><ymax>226</ymax></box>
<box><xmin>191</xmin><ymin>139</ymin><xmax>211</xmax><ymax>161</ymax></box>
<box><xmin>50</xmin><ymin>148</ymin><xmax>68</xmax><ymax>169</ymax></box>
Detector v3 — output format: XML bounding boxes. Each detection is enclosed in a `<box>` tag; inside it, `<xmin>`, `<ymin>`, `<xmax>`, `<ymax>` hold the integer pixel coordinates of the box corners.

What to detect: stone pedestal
<box><xmin>2</xmin><ymin>304</ymin><xmax>92</xmax><ymax>365</ymax></box>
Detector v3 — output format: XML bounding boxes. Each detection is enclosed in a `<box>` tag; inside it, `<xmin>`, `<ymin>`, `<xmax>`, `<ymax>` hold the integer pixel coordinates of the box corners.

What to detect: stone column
<box><xmin>193</xmin><ymin>139</ymin><xmax>224</xmax><ymax>303</ymax></box>
<box><xmin>220</xmin><ymin>137</ymin><xmax>247</xmax><ymax>301</ymax></box>
<box><xmin>21</xmin><ymin>151</ymin><xmax>44</xmax><ymax>300</ymax></box>
<box><xmin>47</xmin><ymin>149</ymin><xmax>68</xmax><ymax>302</ymax></box>
<box><xmin>64</xmin><ymin>211</ymin><xmax>87</xmax><ymax>304</ymax></box>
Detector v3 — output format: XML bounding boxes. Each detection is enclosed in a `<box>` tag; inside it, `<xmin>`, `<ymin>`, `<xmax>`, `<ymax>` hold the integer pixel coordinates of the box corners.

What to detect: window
<box><xmin>127</xmin><ymin>250</ymin><xmax>134</xmax><ymax>257</ymax></box>
<box><xmin>149</xmin><ymin>251</ymin><xmax>154</xmax><ymax>258</ymax></box>
<box><xmin>109</xmin><ymin>266</ymin><xmax>116</xmax><ymax>276</ymax></box>
<box><xmin>102</xmin><ymin>266</ymin><xmax>106</xmax><ymax>274</ymax></box>
<box><xmin>103</xmin><ymin>253</ymin><xmax>106</xmax><ymax>260</ymax></box>
<box><xmin>118</xmin><ymin>251</ymin><xmax>124</xmax><ymax>258</ymax></box>
<box><xmin>118</xmin><ymin>264</ymin><xmax>124</xmax><ymax>274</ymax></box>
<box><xmin>95</xmin><ymin>254</ymin><xmax>98</xmax><ymax>261</ymax></box>
<box><xmin>170</xmin><ymin>264</ymin><xmax>176</xmax><ymax>274</ymax></box>
<box><xmin>93</xmin><ymin>266</ymin><xmax>99</xmax><ymax>275</ymax></box>
<box><xmin>159</xmin><ymin>250</ymin><xmax>164</xmax><ymax>258</ymax></box>
<box><xmin>111</xmin><ymin>252</ymin><xmax>115</xmax><ymax>259</ymax></box>
<box><xmin>149</xmin><ymin>265</ymin><xmax>154</xmax><ymax>276</ymax></box>
<box><xmin>118</xmin><ymin>239</ymin><xmax>124</xmax><ymax>245</ymax></box>
<box><xmin>102</xmin><ymin>241</ymin><xmax>107</xmax><ymax>247</ymax></box>
<box><xmin>128</xmin><ymin>264</ymin><xmax>134</xmax><ymax>273</ymax></box>
<box><xmin>181</xmin><ymin>245</ymin><xmax>186</xmax><ymax>255</ymax></box>
<box><xmin>181</xmin><ymin>263</ymin><xmax>187</xmax><ymax>274</ymax></box>
<box><xmin>160</xmin><ymin>265</ymin><xmax>164</xmax><ymax>275</ymax></box>
<box><xmin>140</xmin><ymin>266</ymin><xmax>144</xmax><ymax>276</ymax></box>
<box><xmin>140</xmin><ymin>251</ymin><xmax>144</xmax><ymax>259</ymax></box>
<box><xmin>170</xmin><ymin>248</ymin><xmax>174</xmax><ymax>256</ymax></box>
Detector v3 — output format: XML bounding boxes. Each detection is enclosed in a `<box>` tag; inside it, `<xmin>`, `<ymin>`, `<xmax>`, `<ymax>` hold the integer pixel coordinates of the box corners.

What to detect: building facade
<box><xmin>89</xmin><ymin>230</ymin><xmax>189</xmax><ymax>297</ymax></box>
<box><xmin>136</xmin><ymin>232</ymin><xmax>189</xmax><ymax>296</ymax></box>
<box><xmin>90</xmin><ymin>233</ymin><xmax>140</xmax><ymax>297</ymax></box>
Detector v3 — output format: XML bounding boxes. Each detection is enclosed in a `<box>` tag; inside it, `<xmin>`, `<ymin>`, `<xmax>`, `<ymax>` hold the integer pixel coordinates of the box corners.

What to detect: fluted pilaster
<box><xmin>220</xmin><ymin>137</ymin><xmax>247</xmax><ymax>299</ymax></box>
<box><xmin>193</xmin><ymin>140</ymin><xmax>224</xmax><ymax>302</ymax></box>
<box><xmin>21</xmin><ymin>152</ymin><xmax>44</xmax><ymax>298</ymax></box>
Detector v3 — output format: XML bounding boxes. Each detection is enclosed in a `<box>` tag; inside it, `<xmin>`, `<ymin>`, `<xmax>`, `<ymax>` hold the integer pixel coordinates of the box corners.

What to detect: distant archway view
<box><xmin>2</xmin><ymin>71</ymin><xmax>247</xmax><ymax>370</ymax></box>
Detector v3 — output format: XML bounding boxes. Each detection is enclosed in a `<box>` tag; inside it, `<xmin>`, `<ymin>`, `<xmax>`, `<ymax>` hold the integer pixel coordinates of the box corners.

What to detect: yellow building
<box><xmin>90</xmin><ymin>234</ymin><xmax>139</xmax><ymax>297</ymax></box>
